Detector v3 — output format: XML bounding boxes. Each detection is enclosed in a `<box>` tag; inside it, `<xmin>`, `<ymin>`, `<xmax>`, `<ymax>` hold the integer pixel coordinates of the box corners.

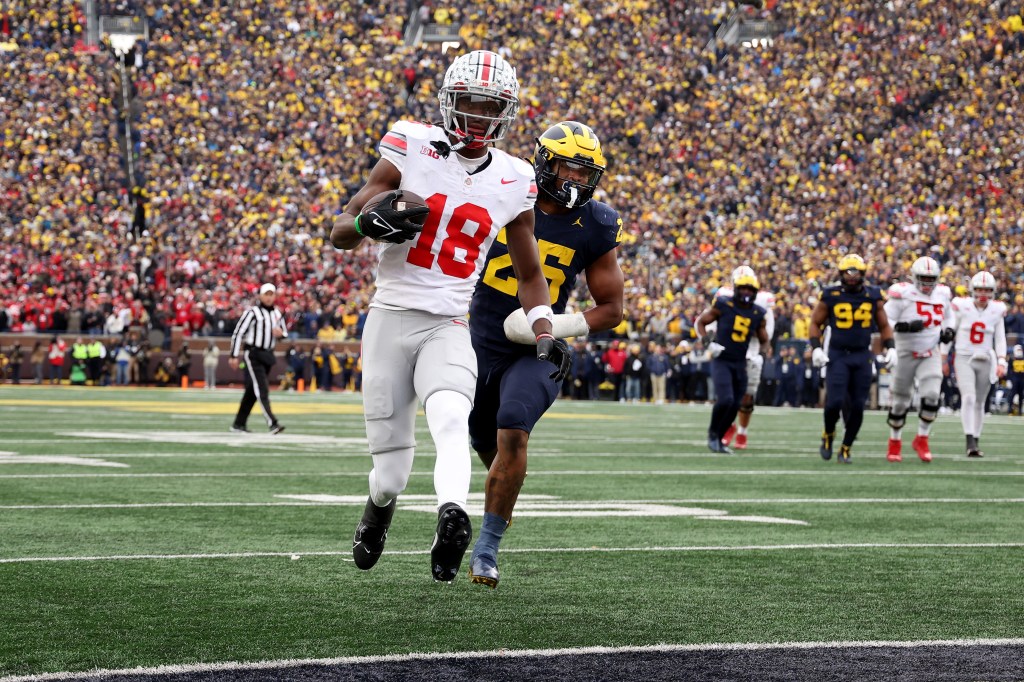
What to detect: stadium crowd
<box><xmin>2</xmin><ymin>0</ymin><xmax>1023</xmax><ymax>379</ymax></box>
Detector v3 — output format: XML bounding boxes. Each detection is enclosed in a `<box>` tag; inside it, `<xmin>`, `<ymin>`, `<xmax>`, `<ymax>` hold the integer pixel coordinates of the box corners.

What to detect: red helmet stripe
<box><xmin>479</xmin><ymin>52</ymin><xmax>493</xmax><ymax>84</ymax></box>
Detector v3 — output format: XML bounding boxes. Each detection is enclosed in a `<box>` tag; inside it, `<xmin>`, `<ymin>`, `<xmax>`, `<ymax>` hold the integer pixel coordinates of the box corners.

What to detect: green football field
<box><xmin>1</xmin><ymin>386</ymin><xmax>1022</xmax><ymax>678</ymax></box>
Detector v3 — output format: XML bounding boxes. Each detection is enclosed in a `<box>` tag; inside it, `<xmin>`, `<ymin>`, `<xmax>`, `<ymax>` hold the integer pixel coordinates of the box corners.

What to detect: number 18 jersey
<box><xmin>372</xmin><ymin>120</ymin><xmax>538</xmax><ymax>317</ymax></box>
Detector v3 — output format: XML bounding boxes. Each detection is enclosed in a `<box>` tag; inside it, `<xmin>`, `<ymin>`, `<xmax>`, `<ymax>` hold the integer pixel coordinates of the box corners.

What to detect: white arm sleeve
<box><xmin>504</xmin><ymin>308</ymin><xmax>590</xmax><ymax>344</ymax></box>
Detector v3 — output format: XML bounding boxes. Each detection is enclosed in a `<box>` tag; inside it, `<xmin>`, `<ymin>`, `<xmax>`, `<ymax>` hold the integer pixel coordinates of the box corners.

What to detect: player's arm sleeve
<box><xmin>763</xmin><ymin>306</ymin><xmax>776</xmax><ymax>342</ymax></box>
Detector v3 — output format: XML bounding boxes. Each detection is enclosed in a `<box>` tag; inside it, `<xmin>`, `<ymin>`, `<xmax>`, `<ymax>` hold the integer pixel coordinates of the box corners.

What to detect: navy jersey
<box><xmin>712</xmin><ymin>297</ymin><xmax>767</xmax><ymax>361</ymax></box>
<box><xmin>469</xmin><ymin>199</ymin><xmax>622</xmax><ymax>349</ymax></box>
<box><xmin>821</xmin><ymin>285</ymin><xmax>884</xmax><ymax>351</ymax></box>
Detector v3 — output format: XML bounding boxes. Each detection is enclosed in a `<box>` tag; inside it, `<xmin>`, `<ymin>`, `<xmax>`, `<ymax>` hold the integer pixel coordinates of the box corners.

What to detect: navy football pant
<box><xmin>469</xmin><ymin>343</ymin><xmax>560</xmax><ymax>454</ymax></box>
<box><xmin>824</xmin><ymin>349</ymin><xmax>872</xmax><ymax>447</ymax></box>
<box><xmin>709</xmin><ymin>358</ymin><xmax>747</xmax><ymax>440</ymax></box>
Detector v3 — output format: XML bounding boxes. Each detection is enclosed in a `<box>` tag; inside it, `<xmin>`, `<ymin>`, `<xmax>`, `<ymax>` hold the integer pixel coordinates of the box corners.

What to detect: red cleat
<box><xmin>734</xmin><ymin>433</ymin><xmax>748</xmax><ymax>450</ymax></box>
<box><xmin>912</xmin><ymin>435</ymin><xmax>933</xmax><ymax>462</ymax></box>
<box><xmin>722</xmin><ymin>424</ymin><xmax>737</xmax><ymax>446</ymax></box>
<box><xmin>887</xmin><ymin>438</ymin><xmax>902</xmax><ymax>463</ymax></box>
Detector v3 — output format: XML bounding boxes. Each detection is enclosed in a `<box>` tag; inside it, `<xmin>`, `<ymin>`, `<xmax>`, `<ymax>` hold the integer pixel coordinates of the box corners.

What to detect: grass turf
<box><xmin>0</xmin><ymin>386</ymin><xmax>1022</xmax><ymax>676</ymax></box>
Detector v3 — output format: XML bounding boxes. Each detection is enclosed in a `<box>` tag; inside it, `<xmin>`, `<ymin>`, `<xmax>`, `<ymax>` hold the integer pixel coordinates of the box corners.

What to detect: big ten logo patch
<box><xmin>420</xmin><ymin>145</ymin><xmax>440</xmax><ymax>160</ymax></box>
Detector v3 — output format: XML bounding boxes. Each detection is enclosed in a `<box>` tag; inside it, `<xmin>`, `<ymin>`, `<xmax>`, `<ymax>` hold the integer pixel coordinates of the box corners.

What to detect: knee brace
<box><xmin>887</xmin><ymin>409</ymin><xmax>908</xmax><ymax>430</ymax></box>
<box><xmin>919</xmin><ymin>397</ymin><xmax>941</xmax><ymax>423</ymax></box>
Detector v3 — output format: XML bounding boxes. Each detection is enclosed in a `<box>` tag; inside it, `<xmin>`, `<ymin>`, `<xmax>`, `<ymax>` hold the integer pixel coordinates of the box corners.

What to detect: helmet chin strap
<box><xmin>429</xmin><ymin>133</ymin><xmax>477</xmax><ymax>159</ymax></box>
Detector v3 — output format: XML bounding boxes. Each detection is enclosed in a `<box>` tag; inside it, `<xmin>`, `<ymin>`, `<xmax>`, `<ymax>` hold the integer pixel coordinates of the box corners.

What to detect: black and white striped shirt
<box><xmin>230</xmin><ymin>305</ymin><xmax>287</xmax><ymax>357</ymax></box>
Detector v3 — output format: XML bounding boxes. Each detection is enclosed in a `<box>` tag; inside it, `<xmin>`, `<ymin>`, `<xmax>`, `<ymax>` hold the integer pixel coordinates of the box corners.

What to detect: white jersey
<box><xmin>712</xmin><ymin>287</ymin><xmax>776</xmax><ymax>357</ymax></box>
<box><xmin>372</xmin><ymin>120</ymin><xmax>537</xmax><ymax>317</ymax></box>
<box><xmin>884</xmin><ymin>281</ymin><xmax>952</xmax><ymax>355</ymax></box>
<box><xmin>948</xmin><ymin>297</ymin><xmax>1007</xmax><ymax>358</ymax></box>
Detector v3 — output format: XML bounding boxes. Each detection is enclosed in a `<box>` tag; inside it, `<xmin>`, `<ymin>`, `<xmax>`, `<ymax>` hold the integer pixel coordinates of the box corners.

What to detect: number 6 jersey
<box><xmin>372</xmin><ymin>120</ymin><xmax>538</xmax><ymax>317</ymax></box>
<box><xmin>947</xmin><ymin>296</ymin><xmax>1007</xmax><ymax>357</ymax></box>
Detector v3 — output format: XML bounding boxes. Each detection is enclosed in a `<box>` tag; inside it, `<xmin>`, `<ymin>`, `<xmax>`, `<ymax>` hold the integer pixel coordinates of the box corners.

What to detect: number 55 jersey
<box><xmin>884</xmin><ymin>282</ymin><xmax>953</xmax><ymax>355</ymax></box>
<box><xmin>373</xmin><ymin>120</ymin><xmax>538</xmax><ymax>317</ymax></box>
<box><xmin>469</xmin><ymin>199</ymin><xmax>622</xmax><ymax>350</ymax></box>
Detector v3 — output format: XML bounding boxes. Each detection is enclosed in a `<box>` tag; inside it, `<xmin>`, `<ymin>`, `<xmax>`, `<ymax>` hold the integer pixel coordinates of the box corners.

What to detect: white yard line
<box><xmin>2</xmin><ymin>497</ymin><xmax>1024</xmax><ymax>510</ymax></box>
<box><xmin>1</xmin><ymin>542</ymin><xmax>1021</xmax><ymax>565</ymax></box>
<box><xmin>3</xmin><ymin>638</ymin><xmax>1024</xmax><ymax>681</ymax></box>
<box><xmin>2</xmin><ymin>469</ymin><xmax>1024</xmax><ymax>479</ymax></box>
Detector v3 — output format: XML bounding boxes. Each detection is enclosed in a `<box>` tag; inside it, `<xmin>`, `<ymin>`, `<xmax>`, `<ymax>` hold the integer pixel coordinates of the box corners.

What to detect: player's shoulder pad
<box><xmin>756</xmin><ymin>290</ymin><xmax>776</xmax><ymax>308</ymax></box>
<box><xmin>824</xmin><ymin>285</ymin><xmax>842</xmax><ymax>297</ymax></box>
<box><xmin>865</xmin><ymin>285</ymin><xmax>883</xmax><ymax>301</ymax></box>
<box><xmin>993</xmin><ymin>301</ymin><xmax>1009</xmax><ymax>317</ymax></box>
<box><xmin>888</xmin><ymin>282</ymin><xmax>910</xmax><ymax>299</ymax></box>
<box><xmin>498</xmin><ymin>152</ymin><xmax>535</xmax><ymax>179</ymax></box>
<box><xmin>935</xmin><ymin>284</ymin><xmax>953</xmax><ymax>299</ymax></box>
<box><xmin>389</xmin><ymin>119</ymin><xmax>439</xmax><ymax>142</ymax></box>
<box><xmin>587</xmin><ymin>200</ymin><xmax>623</xmax><ymax>245</ymax></box>
<box><xmin>951</xmin><ymin>296</ymin><xmax>968</xmax><ymax>311</ymax></box>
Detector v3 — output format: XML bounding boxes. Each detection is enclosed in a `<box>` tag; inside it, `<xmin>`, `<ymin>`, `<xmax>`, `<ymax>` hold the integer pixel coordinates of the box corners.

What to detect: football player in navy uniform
<box><xmin>1008</xmin><ymin>345</ymin><xmax>1024</xmax><ymax>416</ymax></box>
<box><xmin>809</xmin><ymin>255</ymin><xmax>897</xmax><ymax>463</ymax></box>
<box><xmin>695</xmin><ymin>270</ymin><xmax>769</xmax><ymax>454</ymax></box>
<box><xmin>467</xmin><ymin>122</ymin><xmax>625</xmax><ymax>588</ymax></box>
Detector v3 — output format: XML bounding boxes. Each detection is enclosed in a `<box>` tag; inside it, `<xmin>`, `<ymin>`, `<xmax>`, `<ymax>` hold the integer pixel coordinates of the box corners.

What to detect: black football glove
<box><xmin>894</xmin><ymin>319</ymin><xmax>926</xmax><ymax>333</ymax></box>
<box><xmin>939</xmin><ymin>327</ymin><xmax>956</xmax><ymax>344</ymax></box>
<box><xmin>536</xmin><ymin>334</ymin><xmax>572</xmax><ymax>382</ymax></box>
<box><xmin>356</xmin><ymin>191</ymin><xmax>429</xmax><ymax>244</ymax></box>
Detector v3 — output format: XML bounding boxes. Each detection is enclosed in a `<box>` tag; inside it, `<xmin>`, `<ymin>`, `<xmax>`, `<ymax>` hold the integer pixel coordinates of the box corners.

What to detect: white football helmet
<box><xmin>438</xmin><ymin>50</ymin><xmax>520</xmax><ymax>149</ymax></box>
<box><xmin>732</xmin><ymin>265</ymin><xmax>757</xmax><ymax>284</ymax></box>
<box><xmin>970</xmin><ymin>271</ymin><xmax>996</xmax><ymax>305</ymax></box>
<box><xmin>911</xmin><ymin>256</ymin><xmax>940</xmax><ymax>295</ymax></box>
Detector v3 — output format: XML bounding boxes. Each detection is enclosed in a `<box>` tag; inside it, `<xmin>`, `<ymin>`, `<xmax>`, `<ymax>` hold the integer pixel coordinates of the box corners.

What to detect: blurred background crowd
<box><xmin>2</xmin><ymin>0</ymin><xmax>1023</xmax><ymax>391</ymax></box>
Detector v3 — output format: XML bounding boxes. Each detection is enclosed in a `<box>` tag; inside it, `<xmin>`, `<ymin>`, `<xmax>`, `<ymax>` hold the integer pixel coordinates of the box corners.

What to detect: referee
<box><xmin>229</xmin><ymin>283</ymin><xmax>287</xmax><ymax>434</ymax></box>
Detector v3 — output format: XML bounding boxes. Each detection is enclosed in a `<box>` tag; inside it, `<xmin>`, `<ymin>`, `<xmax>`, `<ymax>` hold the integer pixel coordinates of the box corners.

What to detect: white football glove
<box><xmin>811</xmin><ymin>347</ymin><xmax>828</xmax><ymax>368</ymax></box>
<box><xmin>748</xmin><ymin>354</ymin><xmax>764</xmax><ymax>373</ymax></box>
<box><xmin>707</xmin><ymin>341</ymin><xmax>725</xmax><ymax>359</ymax></box>
<box><xmin>881</xmin><ymin>347</ymin><xmax>898</xmax><ymax>369</ymax></box>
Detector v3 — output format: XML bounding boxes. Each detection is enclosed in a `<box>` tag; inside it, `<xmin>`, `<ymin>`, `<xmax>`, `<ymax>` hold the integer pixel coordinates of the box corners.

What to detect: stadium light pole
<box><xmin>109</xmin><ymin>33</ymin><xmax>139</xmax><ymax>194</ymax></box>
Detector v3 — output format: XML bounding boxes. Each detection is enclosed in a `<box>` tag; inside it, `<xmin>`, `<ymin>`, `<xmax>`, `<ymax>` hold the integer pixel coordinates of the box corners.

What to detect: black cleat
<box><xmin>738</xmin><ymin>0</ymin><xmax>763</xmax><ymax>8</ymax></box>
<box><xmin>230</xmin><ymin>424</ymin><xmax>251</xmax><ymax>433</ymax></box>
<box><xmin>431</xmin><ymin>503</ymin><xmax>472</xmax><ymax>582</ymax></box>
<box><xmin>469</xmin><ymin>553</ymin><xmax>499</xmax><ymax>589</ymax></box>
<box><xmin>837</xmin><ymin>444</ymin><xmax>852</xmax><ymax>464</ymax></box>
<box><xmin>269</xmin><ymin>423</ymin><xmax>286</xmax><ymax>435</ymax></box>
<box><xmin>819</xmin><ymin>431</ymin><xmax>834</xmax><ymax>460</ymax></box>
<box><xmin>707</xmin><ymin>437</ymin><xmax>733</xmax><ymax>454</ymax></box>
<box><xmin>352</xmin><ymin>497</ymin><xmax>396</xmax><ymax>570</ymax></box>
<box><xmin>967</xmin><ymin>449</ymin><xmax>984</xmax><ymax>458</ymax></box>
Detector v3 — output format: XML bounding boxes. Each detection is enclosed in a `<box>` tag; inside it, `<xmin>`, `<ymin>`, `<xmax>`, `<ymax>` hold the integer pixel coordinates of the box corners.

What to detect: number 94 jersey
<box><xmin>469</xmin><ymin>200</ymin><xmax>622</xmax><ymax>350</ymax></box>
<box><xmin>820</xmin><ymin>285</ymin><xmax>884</xmax><ymax>351</ymax></box>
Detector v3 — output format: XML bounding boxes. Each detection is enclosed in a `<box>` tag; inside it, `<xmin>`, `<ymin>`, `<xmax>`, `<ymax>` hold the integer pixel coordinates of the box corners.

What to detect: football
<box><xmin>363</xmin><ymin>189</ymin><xmax>429</xmax><ymax>226</ymax></box>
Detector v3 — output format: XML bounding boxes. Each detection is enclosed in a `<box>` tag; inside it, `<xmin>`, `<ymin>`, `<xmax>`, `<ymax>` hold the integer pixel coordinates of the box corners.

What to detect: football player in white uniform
<box><xmin>330</xmin><ymin>50</ymin><xmax>559</xmax><ymax>582</ymax></box>
<box><xmin>883</xmin><ymin>256</ymin><xmax>954</xmax><ymax>462</ymax></box>
<box><xmin>942</xmin><ymin>271</ymin><xmax>1008</xmax><ymax>457</ymax></box>
<box><xmin>715</xmin><ymin>266</ymin><xmax>776</xmax><ymax>450</ymax></box>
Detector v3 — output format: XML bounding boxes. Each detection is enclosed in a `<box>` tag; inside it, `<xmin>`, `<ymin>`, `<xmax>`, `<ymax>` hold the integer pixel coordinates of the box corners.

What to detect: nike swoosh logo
<box><xmin>372</xmin><ymin>218</ymin><xmax>392</xmax><ymax>231</ymax></box>
<box><xmin>500</xmin><ymin>178</ymin><xmax>516</xmax><ymax>184</ymax></box>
